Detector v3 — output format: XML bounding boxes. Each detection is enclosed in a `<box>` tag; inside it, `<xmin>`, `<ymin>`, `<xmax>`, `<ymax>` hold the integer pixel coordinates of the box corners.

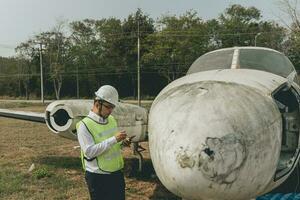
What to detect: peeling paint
<box><xmin>176</xmin><ymin>148</ymin><xmax>196</xmax><ymax>168</ymax></box>
<box><xmin>198</xmin><ymin>134</ymin><xmax>247</xmax><ymax>184</ymax></box>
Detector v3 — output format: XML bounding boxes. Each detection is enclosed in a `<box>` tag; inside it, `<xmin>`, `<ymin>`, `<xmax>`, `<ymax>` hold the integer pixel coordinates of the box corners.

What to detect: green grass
<box><xmin>0</xmin><ymin>165</ymin><xmax>76</xmax><ymax>200</ymax></box>
<box><xmin>0</xmin><ymin>168</ymin><xmax>25</xmax><ymax>197</ymax></box>
<box><xmin>32</xmin><ymin>166</ymin><xmax>53</xmax><ymax>179</ymax></box>
<box><xmin>126</xmin><ymin>187</ymin><xmax>140</xmax><ymax>194</ymax></box>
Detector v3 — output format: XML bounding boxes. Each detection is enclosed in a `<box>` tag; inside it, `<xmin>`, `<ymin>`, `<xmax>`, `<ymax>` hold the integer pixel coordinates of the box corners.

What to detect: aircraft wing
<box><xmin>0</xmin><ymin>108</ymin><xmax>45</xmax><ymax>123</ymax></box>
<box><xmin>0</xmin><ymin>100</ymin><xmax>148</xmax><ymax>142</ymax></box>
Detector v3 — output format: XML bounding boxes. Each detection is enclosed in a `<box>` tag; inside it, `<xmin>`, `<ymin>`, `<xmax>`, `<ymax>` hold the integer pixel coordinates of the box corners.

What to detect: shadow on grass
<box><xmin>124</xmin><ymin>157</ymin><xmax>156</xmax><ymax>181</ymax></box>
<box><xmin>34</xmin><ymin>156</ymin><xmax>81</xmax><ymax>170</ymax></box>
<box><xmin>124</xmin><ymin>157</ymin><xmax>180</xmax><ymax>199</ymax></box>
<box><xmin>149</xmin><ymin>183</ymin><xmax>181</xmax><ymax>200</ymax></box>
<box><xmin>32</xmin><ymin>155</ymin><xmax>180</xmax><ymax>199</ymax></box>
<box><xmin>36</xmin><ymin>156</ymin><xmax>153</xmax><ymax>175</ymax></box>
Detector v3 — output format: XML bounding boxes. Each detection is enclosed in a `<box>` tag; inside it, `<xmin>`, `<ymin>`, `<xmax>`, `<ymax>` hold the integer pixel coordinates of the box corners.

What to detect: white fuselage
<box><xmin>149</xmin><ymin>69</ymin><xmax>298</xmax><ymax>200</ymax></box>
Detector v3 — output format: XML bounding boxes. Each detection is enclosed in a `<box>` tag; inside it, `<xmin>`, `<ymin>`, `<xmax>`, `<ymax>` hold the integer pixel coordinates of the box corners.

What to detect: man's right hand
<box><xmin>115</xmin><ymin>131</ymin><xmax>127</xmax><ymax>142</ymax></box>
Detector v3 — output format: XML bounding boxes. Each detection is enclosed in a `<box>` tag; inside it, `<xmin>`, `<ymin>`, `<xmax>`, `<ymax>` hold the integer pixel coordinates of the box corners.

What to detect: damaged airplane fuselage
<box><xmin>148</xmin><ymin>47</ymin><xmax>300</xmax><ymax>200</ymax></box>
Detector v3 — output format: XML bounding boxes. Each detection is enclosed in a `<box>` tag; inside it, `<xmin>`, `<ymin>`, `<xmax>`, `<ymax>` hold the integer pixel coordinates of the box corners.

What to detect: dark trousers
<box><xmin>85</xmin><ymin>170</ymin><xmax>125</xmax><ymax>200</ymax></box>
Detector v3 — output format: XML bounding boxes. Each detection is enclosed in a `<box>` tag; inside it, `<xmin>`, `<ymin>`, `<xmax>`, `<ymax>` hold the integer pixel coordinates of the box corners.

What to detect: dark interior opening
<box><xmin>272</xmin><ymin>84</ymin><xmax>300</xmax><ymax>181</ymax></box>
<box><xmin>53</xmin><ymin>109</ymin><xmax>71</xmax><ymax>126</ymax></box>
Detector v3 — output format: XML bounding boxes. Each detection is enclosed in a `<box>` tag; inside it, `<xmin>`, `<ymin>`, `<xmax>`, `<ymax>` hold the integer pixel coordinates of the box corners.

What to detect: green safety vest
<box><xmin>76</xmin><ymin>115</ymin><xmax>124</xmax><ymax>173</ymax></box>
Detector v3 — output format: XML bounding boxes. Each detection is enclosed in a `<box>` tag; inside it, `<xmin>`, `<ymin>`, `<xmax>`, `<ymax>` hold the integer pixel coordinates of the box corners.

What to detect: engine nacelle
<box><xmin>45</xmin><ymin>100</ymin><xmax>148</xmax><ymax>142</ymax></box>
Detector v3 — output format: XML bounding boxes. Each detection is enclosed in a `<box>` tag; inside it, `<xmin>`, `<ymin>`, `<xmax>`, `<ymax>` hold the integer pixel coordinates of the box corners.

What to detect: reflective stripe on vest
<box><xmin>76</xmin><ymin>115</ymin><xmax>124</xmax><ymax>172</ymax></box>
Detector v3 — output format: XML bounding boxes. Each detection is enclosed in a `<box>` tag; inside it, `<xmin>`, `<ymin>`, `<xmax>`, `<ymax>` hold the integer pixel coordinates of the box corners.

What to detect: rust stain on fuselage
<box><xmin>176</xmin><ymin>147</ymin><xmax>196</xmax><ymax>168</ymax></box>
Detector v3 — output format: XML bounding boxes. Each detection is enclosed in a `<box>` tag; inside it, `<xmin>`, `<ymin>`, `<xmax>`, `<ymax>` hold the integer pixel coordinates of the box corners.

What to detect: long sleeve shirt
<box><xmin>77</xmin><ymin>111</ymin><xmax>118</xmax><ymax>174</ymax></box>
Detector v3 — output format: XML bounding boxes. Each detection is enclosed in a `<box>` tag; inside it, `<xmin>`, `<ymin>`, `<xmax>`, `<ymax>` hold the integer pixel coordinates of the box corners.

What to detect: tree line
<box><xmin>0</xmin><ymin>3</ymin><xmax>299</xmax><ymax>100</ymax></box>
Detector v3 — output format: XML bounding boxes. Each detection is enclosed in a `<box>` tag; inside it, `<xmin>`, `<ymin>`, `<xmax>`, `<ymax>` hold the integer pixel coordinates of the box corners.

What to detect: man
<box><xmin>77</xmin><ymin>85</ymin><xmax>130</xmax><ymax>200</ymax></box>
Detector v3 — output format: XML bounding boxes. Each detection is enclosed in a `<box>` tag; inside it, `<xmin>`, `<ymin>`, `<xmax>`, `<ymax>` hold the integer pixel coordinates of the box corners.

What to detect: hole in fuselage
<box><xmin>203</xmin><ymin>148</ymin><xmax>214</xmax><ymax>157</ymax></box>
<box><xmin>273</xmin><ymin>84</ymin><xmax>300</xmax><ymax>181</ymax></box>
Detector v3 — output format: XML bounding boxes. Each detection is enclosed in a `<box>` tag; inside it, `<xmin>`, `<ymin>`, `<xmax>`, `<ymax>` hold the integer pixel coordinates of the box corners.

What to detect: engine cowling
<box><xmin>45</xmin><ymin>100</ymin><xmax>148</xmax><ymax>142</ymax></box>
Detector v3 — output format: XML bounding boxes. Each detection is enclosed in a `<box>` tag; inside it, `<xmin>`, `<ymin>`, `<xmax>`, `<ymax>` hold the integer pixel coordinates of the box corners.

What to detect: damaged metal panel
<box><xmin>198</xmin><ymin>134</ymin><xmax>247</xmax><ymax>184</ymax></box>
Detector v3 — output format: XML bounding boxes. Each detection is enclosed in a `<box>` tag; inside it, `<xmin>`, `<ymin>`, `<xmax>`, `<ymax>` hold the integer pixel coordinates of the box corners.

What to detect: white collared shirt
<box><xmin>77</xmin><ymin>111</ymin><xmax>117</xmax><ymax>174</ymax></box>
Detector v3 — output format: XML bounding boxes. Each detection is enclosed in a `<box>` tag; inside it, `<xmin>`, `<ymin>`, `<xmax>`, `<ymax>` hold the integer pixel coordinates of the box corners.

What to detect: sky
<box><xmin>0</xmin><ymin>0</ymin><xmax>288</xmax><ymax>57</ymax></box>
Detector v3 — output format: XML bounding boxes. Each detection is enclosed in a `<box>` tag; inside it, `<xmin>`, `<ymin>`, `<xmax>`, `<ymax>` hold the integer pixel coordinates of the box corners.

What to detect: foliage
<box><xmin>1</xmin><ymin>5</ymin><xmax>299</xmax><ymax>98</ymax></box>
<box><xmin>143</xmin><ymin>10</ymin><xmax>209</xmax><ymax>83</ymax></box>
<box><xmin>277</xmin><ymin>0</ymin><xmax>300</xmax><ymax>70</ymax></box>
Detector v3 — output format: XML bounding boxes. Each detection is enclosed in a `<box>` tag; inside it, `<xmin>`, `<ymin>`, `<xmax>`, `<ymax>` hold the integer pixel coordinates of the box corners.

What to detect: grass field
<box><xmin>0</xmin><ymin>102</ymin><xmax>180</xmax><ymax>200</ymax></box>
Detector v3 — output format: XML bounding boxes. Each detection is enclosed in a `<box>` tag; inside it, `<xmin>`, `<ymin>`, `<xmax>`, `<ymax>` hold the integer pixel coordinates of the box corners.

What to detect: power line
<box><xmin>34</xmin><ymin>29</ymin><xmax>289</xmax><ymax>42</ymax></box>
<box><xmin>0</xmin><ymin>71</ymin><xmax>186</xmax><ymax>79</ymax></box>
<box><xmin>0</xmin><ymin>63</ymin><xmax>189</xmax><ymax>78</ymax></box>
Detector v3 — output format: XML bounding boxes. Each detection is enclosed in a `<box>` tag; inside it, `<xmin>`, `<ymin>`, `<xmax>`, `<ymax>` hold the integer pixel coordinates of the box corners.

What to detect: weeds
<box><xmin>33</xmin><ymin>166</ymin><xmax>52</xmax><ymax>179</ymax></box>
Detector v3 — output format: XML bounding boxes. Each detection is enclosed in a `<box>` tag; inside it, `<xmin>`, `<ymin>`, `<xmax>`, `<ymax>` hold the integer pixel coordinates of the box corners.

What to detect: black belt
<box><xmin>111</xmin><ymin>169</ymin><xmax>123</xmax><ymax>175</ymax></box>
<box><xmin>84</xmin><ymin>156</ymin><xmax>96</xmax><ymax>161</ymax></box>
<box><xmin>85</xmin><ymin>169</ymin><xmax>123</xmax><ymax>175</ymax></box>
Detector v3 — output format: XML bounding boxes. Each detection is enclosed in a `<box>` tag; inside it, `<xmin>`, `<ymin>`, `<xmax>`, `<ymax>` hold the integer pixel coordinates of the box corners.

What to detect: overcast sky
<box><xmin>0</xmin><ymin>0</ymin><xmax>287</xmax><ymax>57</ymax></box>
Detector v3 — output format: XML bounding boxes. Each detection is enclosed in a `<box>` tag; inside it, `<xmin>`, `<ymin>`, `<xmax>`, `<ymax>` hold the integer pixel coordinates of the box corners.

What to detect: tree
<box><xmin>15</xmin><ymin>39</ymin><xmax>40</xmax><ymax>99</ymax></box>
<box><xmin>143</xmin><ymin>10</ymin><xmax>209</xmax><ymax>83</ymax></box>
<box><xmin>218</xmin><ymin>4</ymin><xmax>262</xmax><ymax>47</ymax></box>
<box><xmin>276</xmin><ymin>0</ymin><xmax>300</xmax><ymax>30</ymax></box>
<box><xmin>275</xmin><ymin>0</ymin><xmax>300</xmax><ymax>70</ymax></box>
<box><xmin>49</xmin><ymin>21</ymin><xmax>70</xmax><ymax>99</ymax></box>
<box><xmin>14</xmin><ymin>20</ymin><xmax>70</xmax><ymax>100</ymax></box>
<box><xmin>120</xmin><ymin>8</ymin><xmax>155</xmax><ymax>97</ymax></box>
<box><xmin>69</xmin><ymin>19</ymin><xmax>105</xmax><ymax>96</ymax></box>
<box><xmin>216</xmin><ymin>4</ymin><xmax>286</xmax><ymax>52</ymax></box>
<box><xmin>0</xmin><ymin>57</ymin><xmax>20</xmax><ymax>96</ymax></box>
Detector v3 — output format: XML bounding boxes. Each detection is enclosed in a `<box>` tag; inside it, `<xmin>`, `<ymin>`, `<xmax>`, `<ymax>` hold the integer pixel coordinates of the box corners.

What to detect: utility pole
<box><xmin>75</xmin><ymin>57</ymin><xmax>79</xmax><ymax>99</ymax></box>
<box><xmin>76</xmin><ymin>64</ymin><xmax>79</xmax><ymax>99</ymax></box>
<box><xmin>137</xmin><ymin>18</ymin><xmax>141</xmax><ymax>106</ymax></box>
<box><xmin>39</xmin><ymin>43</ymin><xmax>44</xmax><ymax>104</ymax></box>
<box><xmin>255</xmin><ymin>32</ymin><xmax>261</xmax><ymax>47</ymax></box>
<box><xmin>133</xmin><ymin>14</ymin><xmax>144</xmax><ymax>173</ymax></box>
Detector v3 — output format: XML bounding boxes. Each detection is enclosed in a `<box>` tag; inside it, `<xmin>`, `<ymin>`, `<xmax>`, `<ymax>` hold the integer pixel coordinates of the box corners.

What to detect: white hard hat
<box><xmin>95</xmin><ymin>85</ymin><xmax>119</xmax><ymax>106</ymax></box>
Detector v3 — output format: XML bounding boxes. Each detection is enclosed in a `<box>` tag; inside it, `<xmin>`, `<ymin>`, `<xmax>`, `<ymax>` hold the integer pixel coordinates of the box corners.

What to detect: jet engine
<box><xmin>45</xmin><ymin>100</ymin><xmax>148</xmax><ymax>142</ymax></box>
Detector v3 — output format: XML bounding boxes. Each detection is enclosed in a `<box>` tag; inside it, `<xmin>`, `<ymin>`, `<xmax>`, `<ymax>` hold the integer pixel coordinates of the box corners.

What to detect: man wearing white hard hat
<box><xmin>77</xmin><ymin>85</ymin><xmax>129</xmax><ymax>200</ymax></box>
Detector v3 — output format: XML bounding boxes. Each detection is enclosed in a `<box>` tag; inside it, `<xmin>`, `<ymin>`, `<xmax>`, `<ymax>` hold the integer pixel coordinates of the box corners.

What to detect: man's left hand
<box><xmin>122</xmin><ymin>136</ymin><xmax>135</xmax><ymax>147</ymax></box>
